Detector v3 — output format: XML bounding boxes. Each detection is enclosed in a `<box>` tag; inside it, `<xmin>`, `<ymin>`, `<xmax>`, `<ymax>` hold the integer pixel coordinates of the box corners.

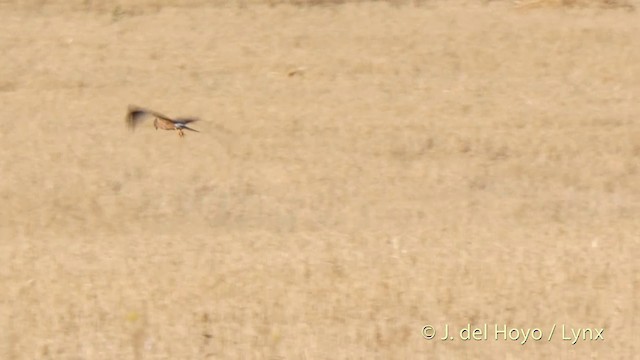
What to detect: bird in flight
<box><xmin>126</xmin><ymin>105</ymin><xmax>200</xmax><ymax>138</ymax></box>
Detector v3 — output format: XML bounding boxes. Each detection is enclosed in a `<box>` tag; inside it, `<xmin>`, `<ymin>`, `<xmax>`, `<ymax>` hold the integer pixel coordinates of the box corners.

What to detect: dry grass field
<box><xmin>0</xmin><ymin>0</ymin><xmax>639</xmax><ymax>358</ymax></box>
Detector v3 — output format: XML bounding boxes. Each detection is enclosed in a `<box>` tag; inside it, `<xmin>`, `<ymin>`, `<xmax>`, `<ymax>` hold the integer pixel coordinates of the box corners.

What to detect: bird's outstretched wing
<box><xmin>173</xmin><ymin>118</ymin><xmax>200</xmax><ymax>125</ymax></box>
<box><xmin>173</xmin><ymin>118</ymin><xmax>200</xmax><ymax>133</ymax></box>
<box><xmin>126</xmin><ymin>105</ymin><xmax>173</xmax><ymax>130</ymax></box>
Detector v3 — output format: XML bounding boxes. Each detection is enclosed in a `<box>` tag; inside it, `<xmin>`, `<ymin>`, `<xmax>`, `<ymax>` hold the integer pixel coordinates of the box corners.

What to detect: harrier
<box><xmin>126</xmin><ymin>105</ymin><xmax>200</xmax><ymax>138</ymax></box>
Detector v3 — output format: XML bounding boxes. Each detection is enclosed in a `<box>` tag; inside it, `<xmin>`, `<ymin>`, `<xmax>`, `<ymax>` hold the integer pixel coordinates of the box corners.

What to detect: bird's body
<box><xmin>126</xmin><ymin>105</ymin><xmax>199</xmax><ymax>137</ymax></box>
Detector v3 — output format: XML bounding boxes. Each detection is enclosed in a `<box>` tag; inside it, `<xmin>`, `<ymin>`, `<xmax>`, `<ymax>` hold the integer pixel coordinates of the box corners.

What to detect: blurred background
<box><xmin>0</xmin><ymin>0</ymin><xmax>638</xmax><ymax>358</ymax></box>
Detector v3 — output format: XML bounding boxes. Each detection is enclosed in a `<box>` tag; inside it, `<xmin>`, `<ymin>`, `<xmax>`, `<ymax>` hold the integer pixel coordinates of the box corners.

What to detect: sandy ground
<box><xmin>0</xmin><ymin>1</ymin><xmax>639</xmax><ymax>358</ymax></box>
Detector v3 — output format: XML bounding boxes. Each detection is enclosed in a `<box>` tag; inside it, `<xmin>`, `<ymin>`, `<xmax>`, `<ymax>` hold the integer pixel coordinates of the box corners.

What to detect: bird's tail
<box><xmin>183</xmin><ymin>126</ymin><xmax>199</xmax><ymax>133</ymax></box>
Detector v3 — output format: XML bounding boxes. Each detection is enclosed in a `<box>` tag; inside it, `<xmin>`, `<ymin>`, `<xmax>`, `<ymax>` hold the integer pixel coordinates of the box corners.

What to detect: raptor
<box><xmin>126</xmin><ymin>105</ymin><xmax>200</xmax><ymax>138</ymax></box>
